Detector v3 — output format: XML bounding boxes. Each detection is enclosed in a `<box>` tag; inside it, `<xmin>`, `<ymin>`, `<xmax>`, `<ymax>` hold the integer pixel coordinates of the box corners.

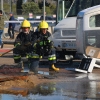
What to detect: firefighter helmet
<box><xmin>39</xmin><ymin>20</ymin><xmax>49</xmax><ymax>29</ymax></box>
<box><xmin>21</xmin><ymin>20</ymin><xmax>31</xmax><ymax>27</ymax></box>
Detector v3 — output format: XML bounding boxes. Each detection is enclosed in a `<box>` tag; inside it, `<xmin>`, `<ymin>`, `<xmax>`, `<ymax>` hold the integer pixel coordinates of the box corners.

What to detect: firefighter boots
<box><xmin>49</xmin><ymin>64</ymin><xmax>59</xmax><ymax>72</ymax></box>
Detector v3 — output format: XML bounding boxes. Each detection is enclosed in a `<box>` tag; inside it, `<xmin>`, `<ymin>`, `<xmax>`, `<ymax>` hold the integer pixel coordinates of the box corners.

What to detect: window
<box><xmin>67</xmin><ymin>0</ymin><xmax>100</xmax><ymax>17</ymax></box>
<box><xmin>90</xmin><ymin>14</ymin><xmax>100</xmax><ymax>27</ymax></box>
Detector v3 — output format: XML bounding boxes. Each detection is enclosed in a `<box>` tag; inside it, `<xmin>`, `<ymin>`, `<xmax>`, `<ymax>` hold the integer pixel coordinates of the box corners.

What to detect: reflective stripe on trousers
<box><xmin>48</xmin><ymin>54</ymin><xmax>56</xmax><ymax>61</ymax></box>
<box><xmin>13</xmin><ymin>54</ymin><xmax>21</xmax><ymax>59</ymax></box>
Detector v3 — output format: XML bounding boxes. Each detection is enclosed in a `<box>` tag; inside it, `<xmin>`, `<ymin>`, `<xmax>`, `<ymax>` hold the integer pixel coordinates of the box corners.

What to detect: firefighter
<box><xmin>13</xmin><ymin>20</ymin><xmax>34</xmax><ymax>68</ymax></box>
<box><xmin>30</xmin><ymin>20</ymin><xmax>59</xmax><ymax>73</ymax></box>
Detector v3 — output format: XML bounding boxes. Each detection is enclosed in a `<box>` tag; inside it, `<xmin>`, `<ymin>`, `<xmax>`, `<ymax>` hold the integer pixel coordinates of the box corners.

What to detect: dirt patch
<box><xmin>0</xmin><ymin>63</ymin><xmax>71</xmax><ymax>96</ymax></box>
<box><xmin>0</xmin><ymin>73</ymin><xmax>57</xmax><ymax>96</ymax></box>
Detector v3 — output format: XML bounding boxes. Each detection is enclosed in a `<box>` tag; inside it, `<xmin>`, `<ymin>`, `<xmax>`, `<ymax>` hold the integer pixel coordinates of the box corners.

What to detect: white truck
<box><xmin>49</xmin><ymin>0</ymin><xmax>100</xmax><ymax>60</ymax></box>
<box><xmin>66</xmin><ymin>4</ymin><xmax>100</xmax><ymax>73</ymax></box>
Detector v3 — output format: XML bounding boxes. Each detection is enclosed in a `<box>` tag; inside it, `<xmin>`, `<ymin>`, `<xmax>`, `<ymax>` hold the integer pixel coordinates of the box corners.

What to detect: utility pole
<box><xmin>56</xmin><ymin>0</ymin><xmax>59</xmax><ymax>25</ymax></box>
<box><xmin>1</xmin><ymin>0</ymin><xmax>3</xmax><ymax>11</ymax></box>
<box><xmin>62</xmin><ymin>0</ymin><xmax>65</xmax><ymax>19</ymax></box>
<box><xmin>10</xmin><ymin>0</ymin><xmax>12</xmax><ymax>12</ymax></box>
<box><xmin>43</xmin><ymin>0</ymin><xmax>45</xmax><ymax>20</ymax></box>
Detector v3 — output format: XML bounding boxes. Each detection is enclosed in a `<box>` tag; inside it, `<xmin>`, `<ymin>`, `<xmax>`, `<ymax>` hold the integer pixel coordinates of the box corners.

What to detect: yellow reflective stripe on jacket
<box><xmin>26</xmin><ymin>54</ymin><xmax>31</xmax><ymax>58</ymax></box>
<box><xmin>26</xmin><ymin>55</ymin><xmax>29</xmax><ymax>58</ymax></box>
<box><xmin>40</xmin><ymin>56</ymin><xmax>42</xmax><ymax>59</ymax></box>
<box><xmin>48</xmin><ymin>40</ymin><xmax>50</xmax><ymax>43</ymax></box>
<box><xmin>15</xmin><ymin>43</ymin><xmax>21</xmax><ymax>47</ymax></box>
<box><xmin>39</xmin><ymin>41</ymin><xmax>49</xmax><ymax>46</ymax></box>
<box><xmin>33</xmin><ymin>43</ymin><xmax>37</xmax><ymax>47</ymax></box>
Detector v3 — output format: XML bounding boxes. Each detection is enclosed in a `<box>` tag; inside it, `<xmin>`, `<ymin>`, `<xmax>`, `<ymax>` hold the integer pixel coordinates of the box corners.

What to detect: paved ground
<box><xmin>1</xmin><ymin>39</ymin><xmax>100</xmax><ymax>99</ymax></box>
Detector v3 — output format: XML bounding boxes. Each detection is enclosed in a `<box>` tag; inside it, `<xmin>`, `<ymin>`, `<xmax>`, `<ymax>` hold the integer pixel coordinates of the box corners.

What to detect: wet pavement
<box><xmin>1</xmin><ymin>44</ymin><xmax>100</xmax><ymax>99</ymax></box>
<box><xmin>1</xmin><ymin>71</ymin><xmax>100</xmax><ymax>100</ymax></box>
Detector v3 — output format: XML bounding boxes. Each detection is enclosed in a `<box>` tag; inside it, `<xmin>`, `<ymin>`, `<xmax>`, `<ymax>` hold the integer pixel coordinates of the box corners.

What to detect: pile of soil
<box><xmin>0</xmin><ymin>64</ymin><xmax>69</xmax><ymax>96</ymax></box>
<box><xmin>0</xmin><ymin>73</ymin><xmax>56</xmax><ymax>96</ymax></box>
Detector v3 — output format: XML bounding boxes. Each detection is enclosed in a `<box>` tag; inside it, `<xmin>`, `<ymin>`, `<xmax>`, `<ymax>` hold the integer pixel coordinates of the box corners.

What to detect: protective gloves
<box><xmin>15</xmin><ymin>43</ymin><xmax>26</xmax><ymax>50</ymax></box>
<box><xmin>23</xmin><ymin>42</ymin><xmax>32</xmax><ymax>46</ymax></box>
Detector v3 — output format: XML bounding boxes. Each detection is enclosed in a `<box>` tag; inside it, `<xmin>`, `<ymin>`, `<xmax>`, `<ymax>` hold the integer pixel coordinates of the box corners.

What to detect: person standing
<box><xmin>40</xmin><ymin>12</ymin><xmax>49</xmax><ymax>20</ymax></box>
<box><xmin>13</xmin><ymin>20</ymin><xmax>34</xmax><ymax>69</ymax></box>
<box><xmin>8</xmin><ymin>12</ymin><xmax>15</xmax><ymax>39</ymax></box>
<box><xmin>27</xmin><ymin>13</ymin><xmax>34</xmax><ymax>21</ymax></box>
<box><xmin>0</xmin><ymin>10</ymin><xmax>4</xmax><ymax>48</ymax></box>
<box><xmin>31</xmin><ymin>20</ymin><xmax>59</xmax><ymax>74</ymax></box>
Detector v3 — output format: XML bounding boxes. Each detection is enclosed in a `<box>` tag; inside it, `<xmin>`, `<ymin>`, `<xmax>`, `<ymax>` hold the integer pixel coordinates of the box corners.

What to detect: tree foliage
<box><xmin>3</xmin><ymin>3</ymin><xmax>16</xmax><ymax>14</ymax></box>
<box><xmin>38</xmin><ymin>1</ymin><xmax>56</xmax><ymax>14</ymax></box>
<box><xmin>49</xmin><ymin>4</ymin><xmax>56</xmax><ymax>14</ymax></box>
<box><xmin>41</xmin><ymin>4</ymin><xmax>56</xmax><ymax>14</ymax></box>
<box><xmin>3</xmin><ymin>0</ymin><xmax>57</xmax><ymax>15</ymax></box>
<box><xmin>22</xmin><ymin>2</ymin><xmax>41</xmax><ymax>14</ymax></box>
<box><xmin>17</xmin><ymin>0</ymin><xmax>22</xmax><ymax>9</ymax></box>
<box><xmin>38</xmin><ymin>1</ymin><xmax>50</xmax><ymax>9</ymax></box>
<box><xmin>16</xmin><ymin>0</ymin><xmax>23</xmax><ymax>15</ymax></box>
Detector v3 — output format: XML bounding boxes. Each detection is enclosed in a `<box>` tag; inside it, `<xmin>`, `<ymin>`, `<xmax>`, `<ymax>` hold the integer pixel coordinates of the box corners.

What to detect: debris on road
<box><xmin>0</xmin><ymin>64</ymin><xmax>22</xmax><ymax>74</ymax></box>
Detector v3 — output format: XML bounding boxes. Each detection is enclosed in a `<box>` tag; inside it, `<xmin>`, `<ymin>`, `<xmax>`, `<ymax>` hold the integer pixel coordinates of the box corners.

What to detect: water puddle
<box><xmin>38</xmin><ymin>71</ymin><xmax>49</xmax><ymax>75</ymax></box>
<box><xmin>21</xmin><ymin>66</ymin><xmax>50</xmax><ymax>76</ymax></box>
<box><xmin>1</xmin><ymin>80</ymin><xmax>100</xmax><ymax>100</ymax></box>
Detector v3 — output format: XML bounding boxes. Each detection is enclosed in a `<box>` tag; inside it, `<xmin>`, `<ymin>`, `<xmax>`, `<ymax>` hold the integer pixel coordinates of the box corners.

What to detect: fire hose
<box><xmin>0</xmin><ymin>49</ymin><xmax>13</xmax><ymax>57</ymax></box>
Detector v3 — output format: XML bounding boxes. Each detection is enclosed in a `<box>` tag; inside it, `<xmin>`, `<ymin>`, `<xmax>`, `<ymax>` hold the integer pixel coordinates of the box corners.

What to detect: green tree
<box><xmin>16</xmin><ymin>0</ymin><xmax>23</xmax><ymax>15</ymax></box>
<box><xmin>4</xmin><ymin>3</ymin><xmax>16</xmax><ymax>14</ymax></box>
<box><xmin>45</xmin><ymin>7</ymin><xmax>52</xmax><ymax>14</ymax></box>
<box><xmin>49</xmin><ymin>4</ymin><xmax>56</xmax><ymax>14</ymax></box>
<box><xmin>22</xmin><ymin>2</ymin><xmax>41</xmax><ymax>14</ymax></box>
<box><xmin>38</xmin><ymin>1</ymin><xmax>50</xmax><ymax>9</ymax></box>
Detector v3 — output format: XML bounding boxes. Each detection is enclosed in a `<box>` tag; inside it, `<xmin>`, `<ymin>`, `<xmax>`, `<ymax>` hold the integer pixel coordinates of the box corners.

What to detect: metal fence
<box><xmin>3</xmin><ymin>9</ymin><xmax>56</xmax><ymax>21</ymax></box>
<box><xmin>3</xmin><ymin>20</ymin><xmax>56</xmax><ymax>39</ymax></box>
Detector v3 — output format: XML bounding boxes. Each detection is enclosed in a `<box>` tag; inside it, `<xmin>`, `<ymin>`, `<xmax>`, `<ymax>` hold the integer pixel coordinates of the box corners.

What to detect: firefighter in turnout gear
<box><xmin>31</xmin><ymin>20</ymin><xmax>59</xmax><ymax>73</ymax></box>
<box><xmin>13</xmin><ymin>20</ymin><xmax>34</xmax><ymax>69</ymax></box>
